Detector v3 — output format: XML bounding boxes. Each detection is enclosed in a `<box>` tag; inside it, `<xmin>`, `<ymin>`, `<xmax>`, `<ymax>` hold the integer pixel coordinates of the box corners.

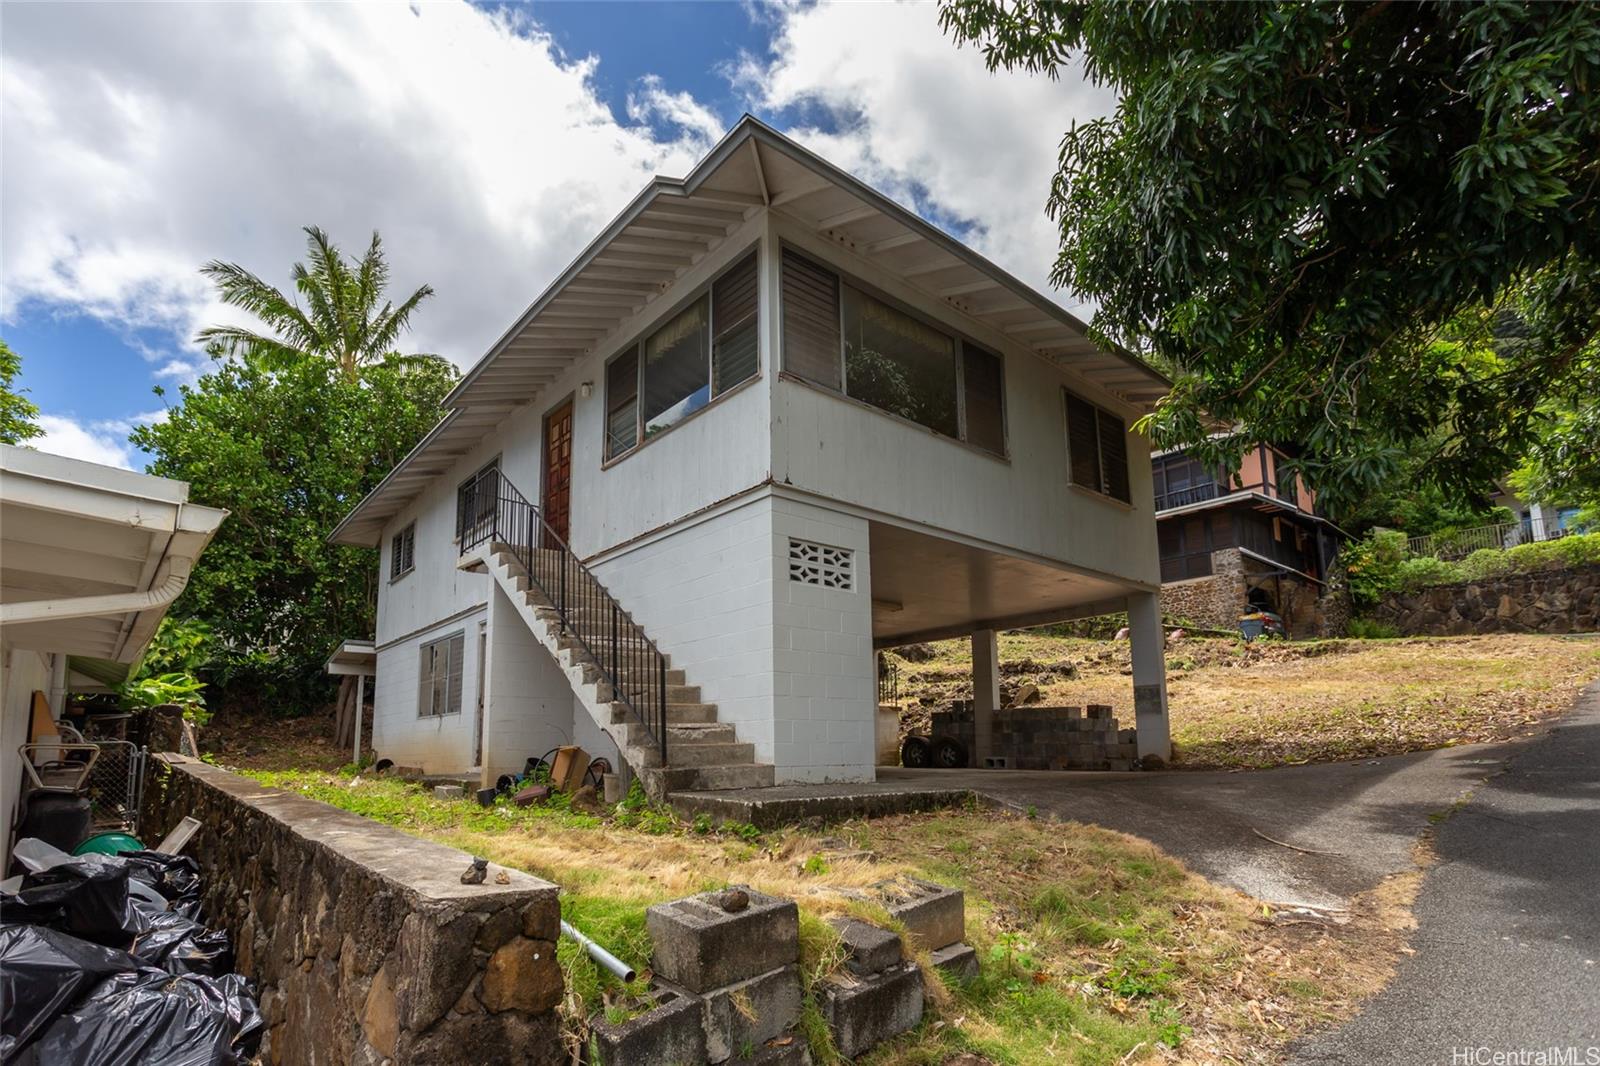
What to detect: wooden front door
<box><xmin>542</xmin><ymin>400</ymin><xmax>573</xmax><ymax>548</ymax></box>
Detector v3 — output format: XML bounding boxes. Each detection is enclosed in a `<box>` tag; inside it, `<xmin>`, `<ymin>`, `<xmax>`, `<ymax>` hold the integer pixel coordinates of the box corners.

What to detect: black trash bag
<box><xmin>129</xmin><ymin>906</ymin><xmax>234</xmax><ymax>977</ymax></box>
<box><xmin>20</xmin><ymin>969</ymin><xmax>264</xmax><ymax>1066</ymax></box>
<box><xmin>0</xmin><ymin>925</ymin><xmax>140</xmax><ymax>1063</ymax></box>
<box><xmin>119</xmin><ymin>851</ymin><xmax>204</xmax><ymax>911</ymax></box>
<box><xmin>0</xmin><ymin>861</ymin><xmax>150</xmax><ymax>948</ymax></box>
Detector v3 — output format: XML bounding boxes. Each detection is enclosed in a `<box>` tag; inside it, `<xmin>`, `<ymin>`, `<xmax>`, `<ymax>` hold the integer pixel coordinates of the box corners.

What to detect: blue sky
<box><xmin>1</xmin><ymin>1</ymin><xmax>1111</xmax><ymax>468</ymax></box>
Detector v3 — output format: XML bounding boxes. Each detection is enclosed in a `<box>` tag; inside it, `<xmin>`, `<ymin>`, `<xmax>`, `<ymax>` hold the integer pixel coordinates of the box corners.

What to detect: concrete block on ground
<box><xmin>592</xmin><ymin>989</ymin><xmax>705</xmax><ymax>1066</ymax></box>
<box><xmin>820</xmin><ymin>961</ymin><xmax>924</xmax><ymax>1059</ymax></box>
<box><xmin>875</xmin><ymin>878</ymin><xmax>964</xmax><ymax>952</ymax></box>
<box><xmin>700</xmin><ymin>964</ymin><xmax>802</xmax><ymax>1063</ymax></box>
<box><xmin>433</xmin><ymin>784</ymin><xmax>464</xmax><ymax>800</ymax></box>
<box><xmin>647</xmin><ymin>887</ymin><xmax>799</xmax><ymax>993</ymax></box>
<box><xmin>930</xmin><ymin>942</ymin><xmax>980</xmax><ymax>981</ymax></box>
<box><xmin>828</xmin><ymin>918</ymin><xmax>901</xmax><ymax>977</ymax></box>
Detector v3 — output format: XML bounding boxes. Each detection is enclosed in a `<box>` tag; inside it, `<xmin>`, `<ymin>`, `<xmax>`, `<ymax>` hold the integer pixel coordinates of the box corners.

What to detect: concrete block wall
<box><xmin>768</xmin><ymin>495</ymin><xmax>875</xmax><ymax>784</ymax></box>
<box><xmin>371</xmin><ymin>609</ymin><xmax>484</xmax><ymax>774</ymax></box>
<box><xmin>484</xmin><ymin>583</ymin><xmax>619</xmax><ymax>787</ymax></box>
<box><xmin>590</xmin><ymin>495</ymin><xmax>781</xmax><ymax>764</ymax></box>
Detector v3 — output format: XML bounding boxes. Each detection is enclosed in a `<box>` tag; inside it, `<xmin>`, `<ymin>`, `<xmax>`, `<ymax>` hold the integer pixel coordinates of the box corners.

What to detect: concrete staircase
<box><xmin>473</xmin><ymin>544</ymin><xmax>774</xmax><ymax>800</ymax></box>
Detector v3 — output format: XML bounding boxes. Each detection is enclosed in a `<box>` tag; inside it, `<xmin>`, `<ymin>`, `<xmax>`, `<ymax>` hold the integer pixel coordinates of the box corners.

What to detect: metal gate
<box><xmin>83</xmin><ymin>739</ymin><xmax>148</xmax><ymax>836</ymax></box>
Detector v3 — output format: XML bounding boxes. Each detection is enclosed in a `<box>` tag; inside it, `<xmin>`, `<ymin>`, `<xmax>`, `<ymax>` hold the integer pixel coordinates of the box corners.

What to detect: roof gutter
<box><xmin>0</xmin><ymin>557</ymin><xmax>193</xmax><ymax>626</ymax></box>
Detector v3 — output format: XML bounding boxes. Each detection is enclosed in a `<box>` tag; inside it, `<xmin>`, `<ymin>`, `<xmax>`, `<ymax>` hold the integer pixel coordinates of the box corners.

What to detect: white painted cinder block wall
<box><xmin>592</xmin><ymin>490</ymin><xmax>876</xmax><ymax>784</ymax></box>
<box><xmin>2</xmin><ymin>644</ymin><xmax>54</xmax><ymax>860</ymax></box>
<box><xmin>370</xmin><ymin>611</ymin><xmax>482</xmax><ymax>773</ymax></box>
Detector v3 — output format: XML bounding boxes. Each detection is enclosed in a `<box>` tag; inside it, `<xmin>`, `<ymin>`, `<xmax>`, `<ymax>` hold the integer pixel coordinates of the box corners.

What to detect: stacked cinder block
<box><xmin>595</xmin><ymin>887</ymin><xmax>809</xmax><ymax>1066</ymax></box>
<box><xmin>872</xmin><ymin>877</ymin><xmax>978</xmax><ymax>980</ymax></box>
<box><xmin>931</xmin><ymin>703</ymin><xmax>1138</xmax><ymax>770</ymax></box>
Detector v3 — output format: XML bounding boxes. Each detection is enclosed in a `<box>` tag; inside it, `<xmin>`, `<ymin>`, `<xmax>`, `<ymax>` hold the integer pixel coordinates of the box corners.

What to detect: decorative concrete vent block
<box><xmin>592</xmin><ymin>989</ymin><xmax>706</xmax><ymax>1066</ymax></box>
<box><xmin>819</xmin><ymin>962</ymin><xmax>924</xmax><ymax>1059</ymax></box>
<box><xmin>647</xmin><ymin>887</ymin><xmax>800</xmax><ymax>993</ymax></box>
<box><xmin>873</xmin><ymin>878</ymin><xmax>965</xmax><ymax>952</ymax></box>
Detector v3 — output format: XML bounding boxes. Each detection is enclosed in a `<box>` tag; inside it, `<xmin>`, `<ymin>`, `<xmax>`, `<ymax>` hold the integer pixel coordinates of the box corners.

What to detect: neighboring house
<box><xmin>0</xmin><ymin>444</ymin><xmax>226</xmax><ymax>863</ymax></box>
<box><xmin>330</xmin><ymin>117</ymin><xmax>1173</xmax><ymax>796</ymax></box>
<box><xmin>1488</xmin><ymin>482</ymin><xmax>1587</xmax><ymax>543</ymax></box>
<box><xmin>1154</xmin><ymin>443</ymin><xmax>1345</xmax><ymax>637</ymax></box>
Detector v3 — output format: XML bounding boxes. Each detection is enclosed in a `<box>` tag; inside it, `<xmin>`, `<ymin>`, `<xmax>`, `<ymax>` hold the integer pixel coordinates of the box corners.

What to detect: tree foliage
<box><xmin>197</xmin><ymin>226</ymin><xmax>436</xmax><ymax>380</ymax></box>
<box><xmin>0</xmin><ymin>340</ymin><xmax>44</xmax><ymax>445</ymax></box>
<box><xmin>940</xmin><ymin>1</ymin><xmax>1600</xmax><ymax>512</ymax></box>
<box><xmin>133</xmin><ymin>353</ymin><xmax>456</xmax><ymax>709</ymax></box>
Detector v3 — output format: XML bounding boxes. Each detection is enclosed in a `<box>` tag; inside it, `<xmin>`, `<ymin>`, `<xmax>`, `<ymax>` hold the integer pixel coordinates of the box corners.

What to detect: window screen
<box><xmin>781</xmin><ymin>248</ymin><xmax>842</xmax><ymax>390</ymax></box>
<box><xmin>605</xmin><ymin>347</ymin><xmax>639</xmax><ymax>459</ymax></box>
<box><xmin>390</xmin><ymin>523</ymin><xmax>415</xmax><ymax>580</ymax></box>
<box><xmin>1065</xmin><ymin>390</ymin><xmax>1130</xmax><ymax>503</ymax></box>
<box><xmin>842</xmin><ymin>286</ymin><xmax>959</xmax><ymax>439</ymax></box>
<box><xmin>712</xmin><ymin>252</ymin><xmax>759</xmax><ymax>396</ymax></box>
<box><xmin>418</xmin><ymin>631</ymin><xmax>465</xmax><ymax>717</ymax></box>
<box><xmin>960</xmin><ymin>342</ymin><xmax>1005</xmax><ymax>455</ymax></box>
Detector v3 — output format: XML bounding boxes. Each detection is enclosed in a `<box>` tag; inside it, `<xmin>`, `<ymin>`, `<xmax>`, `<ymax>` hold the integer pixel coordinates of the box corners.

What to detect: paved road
<box><xmin>1292</xmin><ymin>684</ymin><xmax>1600</xmax><ymax>1064</ymax></box>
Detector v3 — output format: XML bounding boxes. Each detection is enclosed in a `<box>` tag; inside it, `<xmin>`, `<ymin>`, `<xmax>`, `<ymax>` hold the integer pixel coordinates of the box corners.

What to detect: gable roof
<box><xmin>330</xmin><ymin>116</ymin><xmax>1168</xmax><ymax>547</ymax></box>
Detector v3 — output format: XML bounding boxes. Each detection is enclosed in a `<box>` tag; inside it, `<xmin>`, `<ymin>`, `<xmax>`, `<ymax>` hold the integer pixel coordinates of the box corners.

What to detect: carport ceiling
<box><xmin>868</xmin><ymin>522</ymin><xmax>1131</xmax><ymax>647</ymax></box>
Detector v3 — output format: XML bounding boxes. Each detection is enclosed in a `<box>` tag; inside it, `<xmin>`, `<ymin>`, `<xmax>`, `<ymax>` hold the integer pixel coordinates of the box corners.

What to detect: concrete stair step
<box><xmin>643</xmin><ymin>763</ymin><xmax>776</xmax><ymax>793</ymax></box>
<box><xmin>632</xmin><ymin>741</ymin><xmax>754</xmax><ymax>769</ymax></box>
<box><xmin>666</xmin><ymin>723</ymin><xmax>735</xmax><ymax>743</ymax></box>
<box><xmin>610</xmin><ymin>702</ymin><xmax>718</xmax><ymax>726</ymax></box>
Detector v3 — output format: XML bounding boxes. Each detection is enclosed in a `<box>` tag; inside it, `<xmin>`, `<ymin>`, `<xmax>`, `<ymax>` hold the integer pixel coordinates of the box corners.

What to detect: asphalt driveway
<box><xmin>882</xmin><ymin>737</ymin><xmax>1511</xmax><ymax>908</ymax></box>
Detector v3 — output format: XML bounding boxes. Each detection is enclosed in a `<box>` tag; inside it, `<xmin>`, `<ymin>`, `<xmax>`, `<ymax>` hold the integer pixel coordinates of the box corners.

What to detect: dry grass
<box><xmin>242</xmin><ymin>769</ymin><xmax>1416</xmax><ymax>1064</ymax></box>
<box><xmin>888</xmin><ymin>633</ymin><xmax>1600</xmax><ymax>769</ymax></box>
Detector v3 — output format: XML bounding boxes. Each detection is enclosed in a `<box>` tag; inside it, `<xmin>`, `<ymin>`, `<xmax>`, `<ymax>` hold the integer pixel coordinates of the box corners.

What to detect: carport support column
<box><xmin>1127</xmin><ymin>591</ymin><xmax>1171</xmax><ymax>762</ymax></box>
<box><xmin>972</xmin><ymin>629</ymin><xmax>999</xmax><ymax>767</ymax></box>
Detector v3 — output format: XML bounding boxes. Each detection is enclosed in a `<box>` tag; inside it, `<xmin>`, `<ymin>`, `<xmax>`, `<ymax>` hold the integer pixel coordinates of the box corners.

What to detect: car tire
<box><xmin>900</xmin><ymin>735</ymin><xmax>932</xmax><ymax>768</ymax></box>
<box><xmin>932</xmin><ymin>736</ymin><xmax>969</xmax><ymax>769</ymax></box>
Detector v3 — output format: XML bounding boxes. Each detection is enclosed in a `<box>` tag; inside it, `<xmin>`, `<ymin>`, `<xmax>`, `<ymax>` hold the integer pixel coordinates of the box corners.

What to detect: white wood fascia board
<box><xmin>0</xmin><ymin>444</ymin><xmax>187</xmax><ymax>504</ymax></box>
<box><xmin>816</xmin><ymin>204</ymin><xmax>879</xmax><ymax>230</ymax></box>
<box><xmin>0</xmin><ymin>477</ymin><xmax>181</xmax><ymax>532</ymax></box>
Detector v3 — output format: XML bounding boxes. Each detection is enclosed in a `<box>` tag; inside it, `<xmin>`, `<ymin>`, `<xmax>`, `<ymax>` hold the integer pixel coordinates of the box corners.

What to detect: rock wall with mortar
<box><xmin>1372</xmin><ymin>564</ymin><xmax>1600</xmax><ymax>636</ymax></box>
<box><xmin>1160</xmin><ymin>547</ymin><xmax>1348</xmax><ymax>637</ymax></box>
<box><xmin>141</xmin><ymin>756</ymin><xmax>564</xmax><ymax>1066</ymax></box>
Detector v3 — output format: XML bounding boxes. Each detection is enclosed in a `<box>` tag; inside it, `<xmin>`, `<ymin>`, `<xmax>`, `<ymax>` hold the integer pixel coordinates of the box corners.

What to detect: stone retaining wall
<box><xmin>1371</xmin><ymin>564</ymin><xmax>1600</xmax><ymax>636</ymax></box>
<box><xmin>141</xmin><ymin>756</ymin><xmax>564</xmax><ymax>1066</ymax></box>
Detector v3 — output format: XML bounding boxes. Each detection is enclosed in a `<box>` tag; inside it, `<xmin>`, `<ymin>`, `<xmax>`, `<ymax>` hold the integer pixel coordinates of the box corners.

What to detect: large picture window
<box><xmin>418</xmin><ymin>631</ymin><xmax>464</xmax><ymax>717</ymax></box>
<box><xmin>1064</xmin><ymin>390</ymin><xmax>1131</xmax><ymax>503</ymax></box>
<box><xmin>605</xmin><ymin>251</ymin><xmax>759</xmax><ymax>461</ymax></box>
<box><xmin>780</xmin><ymin>247</ymin><xmax>1006</xmax><ymax>456</ymax></box>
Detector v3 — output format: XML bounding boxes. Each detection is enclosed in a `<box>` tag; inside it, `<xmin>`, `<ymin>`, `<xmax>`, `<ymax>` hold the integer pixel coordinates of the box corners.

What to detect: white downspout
<box><xmin>48</xmin><ymin>653</ymin><xmax>68</xmax><ymax>720</ymax></box>
<box><xmin>0</xmin><ymin>558</ymin><xmax>192</xmax><ymax>626</ymax></box>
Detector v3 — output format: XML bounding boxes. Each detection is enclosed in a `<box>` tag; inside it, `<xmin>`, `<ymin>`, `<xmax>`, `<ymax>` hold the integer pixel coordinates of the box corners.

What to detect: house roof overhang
<box><xmin>0</xmin><ymin>444</ymin><xmax>227</xmax><ymax>666</ymax></box>
<box><xmin>329</xmin><ymin>115</ymin><xmax>1170</xmax><ymax>548</ymax></box>
<box><xmin>325</xmin><ymin>639</ymin><xmax>376</xmax><ymax>677</ymax></box>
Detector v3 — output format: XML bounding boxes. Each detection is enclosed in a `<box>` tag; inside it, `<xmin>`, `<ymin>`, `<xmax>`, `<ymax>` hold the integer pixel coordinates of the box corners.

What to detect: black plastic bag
<box><xmin>129</xmin><ymin>907</ymin><xmax>234</xmax><ymax>977</ymax></box>
<box><xmin>0</xmin><ymin>925</ymin><xmax>139</xmax><ymax>1063</ymax></box>
<box><xmin>19</xmin><ymin>969</ymin><xmax>263</xmax><ymax>1066</ymax></box>
<box><xmin>0</xmin><ymin>861</ymin><xmax>149</xmax><ymax>948</ymax></box>
<box><xmin>119</xmin><ymin>851</ymin><xmax>203</xmax><ymax>911</ymax></box>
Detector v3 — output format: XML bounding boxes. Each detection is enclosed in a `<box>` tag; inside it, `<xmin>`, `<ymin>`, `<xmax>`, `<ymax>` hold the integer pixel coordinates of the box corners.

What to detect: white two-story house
<box><xmin>330</xmin><ymin>118</ymin><xmax>1172</xmax><ymax>797</ymax></box>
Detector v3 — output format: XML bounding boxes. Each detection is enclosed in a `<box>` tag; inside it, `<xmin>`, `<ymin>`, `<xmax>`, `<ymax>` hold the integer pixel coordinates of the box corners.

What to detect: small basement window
<box><xmin>390</xmin><ymin>522</ymin><xmax>415</xmax><ymax>581</ymax></box>
<box><xmin>419</xmin><ymin>631</ymin><xmax>465</xmax><ymax>717</ymax></box>
<box><xmin>1064</xmin><ymin>389</ymin><xmax>1131</xmax><ymax>503</ymax></box>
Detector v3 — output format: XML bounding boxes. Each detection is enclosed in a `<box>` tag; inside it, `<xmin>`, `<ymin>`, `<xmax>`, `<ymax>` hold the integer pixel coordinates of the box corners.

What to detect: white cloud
<box><xmin>1</xmin><ymin>1</ymin><xmax>722</xmax><ymax>373</ymax></box>
<box><xmin>34</xmin><ymin>414</ymin><xmax>139</xmax><ymax>470</ymax></box>
<box><xmin>739</xmin><ymin>2</ymin><xmax>1116</xmax><ymax>314</ymax></box>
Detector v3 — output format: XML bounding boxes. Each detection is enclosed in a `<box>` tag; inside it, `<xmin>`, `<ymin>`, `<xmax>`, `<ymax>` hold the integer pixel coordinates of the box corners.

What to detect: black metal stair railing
<box><xmin>457</xmin><ymin>467</ymin><xmax>667</xmax><ymax>764</ymax></box>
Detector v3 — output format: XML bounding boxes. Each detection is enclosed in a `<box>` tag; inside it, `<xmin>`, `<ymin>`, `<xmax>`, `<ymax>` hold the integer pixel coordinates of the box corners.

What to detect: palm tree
<box><xmin>197</xmin><ymin>226</ymin><xmax>436</xmax><ymax>379</ymax></box>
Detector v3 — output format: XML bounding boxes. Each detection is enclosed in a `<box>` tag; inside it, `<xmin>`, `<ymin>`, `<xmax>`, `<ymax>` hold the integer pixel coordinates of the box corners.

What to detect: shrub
<box><xmin>1343</xmin><ymin>529</ymin><xmax>1410</xmax><ymax>608</ymax></box>
<box><xmin>1394</xmin><ymin>555</ymin><xmax>1464</xmax><ymax>590</ymax></box>
<box><xmin>1346</xmin><ymin>618</ymin><xmax>1400</xmax><ymax>639</ymax></box>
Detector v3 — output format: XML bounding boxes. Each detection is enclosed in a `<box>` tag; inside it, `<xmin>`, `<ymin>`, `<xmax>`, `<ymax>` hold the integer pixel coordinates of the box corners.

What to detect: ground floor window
<box><xmin>419</xmin><ymin>631</ymin><xmax>465</xmax><ymax>717</ymax></box>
